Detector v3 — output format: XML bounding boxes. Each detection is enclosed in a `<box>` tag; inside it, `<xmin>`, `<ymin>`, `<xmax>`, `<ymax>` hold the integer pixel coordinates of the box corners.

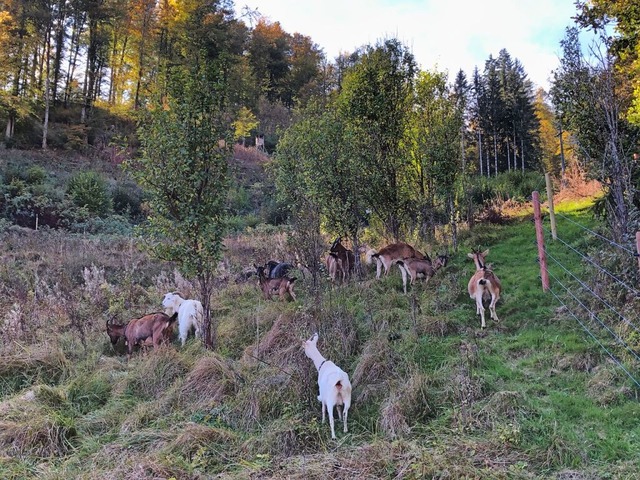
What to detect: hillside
<box><xmin>0</xmin><ymin>175</ymin><xmax>638</xmax><ymax>479</ymax></box>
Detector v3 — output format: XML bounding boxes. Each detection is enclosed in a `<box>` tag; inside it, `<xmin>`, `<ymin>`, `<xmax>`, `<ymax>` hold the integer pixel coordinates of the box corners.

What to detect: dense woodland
<box><xmin>0</xmin><ymin>1</ymin><xmax>637</xmax><ymax>230</ymax></box>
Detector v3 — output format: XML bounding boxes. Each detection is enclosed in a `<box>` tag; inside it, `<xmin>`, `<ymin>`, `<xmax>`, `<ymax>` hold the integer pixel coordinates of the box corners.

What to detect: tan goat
<box><xmin>255</xmin><ymin>265</ymin><xmax>297</xmax><ymax>301</ymax></box>
<box><xmin>396</xmin><ymin>254</ymin><xmax>448</xmax><ymax>294</ymax></box>
<box><xmin>326</xmin><ymin>253</ymin><xmax>345</xmax><ymax>283</ymax></box>
<box><xmin>467</xmin><ymin>249</ymin><xmax>502</xmax><ymax>329</ymax></box>
<box><xmin>371</xmin><ymin>242</ymin><xmax>427</xmax><ymax>279</ymax></box>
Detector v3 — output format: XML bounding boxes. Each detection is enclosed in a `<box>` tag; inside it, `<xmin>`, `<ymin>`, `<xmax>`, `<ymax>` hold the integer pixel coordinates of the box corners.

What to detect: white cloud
<box><xmin>236</xmin><ymin>0</ymin><xmax>580</xmax><ymax>90</ymax></box>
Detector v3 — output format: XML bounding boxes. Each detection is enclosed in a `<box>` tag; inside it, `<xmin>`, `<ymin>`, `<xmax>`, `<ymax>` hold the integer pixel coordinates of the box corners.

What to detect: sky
<box><xmin>234</xmin><ymin>0</ymin><xmax>582</xmax><ymax>91</ymax></box>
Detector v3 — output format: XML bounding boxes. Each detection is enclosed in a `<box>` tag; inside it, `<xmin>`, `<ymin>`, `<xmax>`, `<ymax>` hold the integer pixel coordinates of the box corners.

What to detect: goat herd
<box><xmin>104</xmin><ymin>237</ymin><xmax>502</xmax><ymax>439</ymax></box>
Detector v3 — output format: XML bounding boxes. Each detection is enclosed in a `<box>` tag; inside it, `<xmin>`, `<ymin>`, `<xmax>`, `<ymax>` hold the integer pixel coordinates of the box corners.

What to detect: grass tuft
<box><xmin>179</xmin><ymin>354</ymin><xmax>240</xmax><ymax>410</ymax></box>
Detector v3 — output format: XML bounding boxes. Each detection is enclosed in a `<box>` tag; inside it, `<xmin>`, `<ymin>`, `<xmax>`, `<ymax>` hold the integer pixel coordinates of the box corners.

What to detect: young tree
<box><xmin>275</xmin><ymin>101</ymin><xmax>366</xmax><ymax>279</ymax></box>
<box><xmin>233</xmin><ymin>106</ymin><xmax>259</xmax><ymax>146</ymax></box>
<box><xmin>409</xmin><ymin>70</ymin><xmax>463</xmax><ymax>245</ymax></box>
<box><xmin>338</xmin><ymin>38</ymin><xmax>417</xmax><ymax>240</ymax></box>
<box><xmin>129</xmin><ymin>60</ymin><xmax>231</xmax><ymax>349</ymax></box>
<box><xmin>551</xmin><ymin>27</ymin><xmax>638</xmax><ymax>238</ymax></box>
<box><xmin>247</xmin><ymin>18</ymin><xmax>291</xmax><ymax>105</ymax></box>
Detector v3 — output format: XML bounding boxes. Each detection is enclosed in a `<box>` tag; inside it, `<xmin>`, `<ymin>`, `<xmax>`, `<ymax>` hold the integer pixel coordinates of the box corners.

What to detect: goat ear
<box><xmin>467</xmin><ymin>253</ymin><xmax>475</xmax><ymax>259</ymax></box>
<box><xmin>482</xmin><ymin>249</ymin><xmax>489</xmax><ymax>257</ymax></box>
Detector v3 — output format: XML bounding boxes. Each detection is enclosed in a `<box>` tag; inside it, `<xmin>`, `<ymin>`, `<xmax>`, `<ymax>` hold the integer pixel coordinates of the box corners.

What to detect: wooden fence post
<box><xmin>636</xmin><ymin>231</ymin><xmax>640</xmax><ymax>274</ymax></box>
<box><xmin>533</xmin><ymin>191</ymin><xmax>549</xmax><ymax>291</ymax></box>
<box><xmin>545</xmin><ymin>173</ymin><xmax>557</xmax><ymax>240</ymax></box>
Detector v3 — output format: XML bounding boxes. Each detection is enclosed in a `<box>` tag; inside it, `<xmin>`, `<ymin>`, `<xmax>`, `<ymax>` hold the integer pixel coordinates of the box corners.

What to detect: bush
<box><xmin>111</xmin><ymin>182</ymin><xmax>144</xmax><ymax>219</ymax></box>
<box><xmin>67</xmin><ymin>171</ymin><xmax>113</xmax><ymax>216</ymax></box>
<box><xmin>228</xmin><ymin>184</ymin><xmax>252</xmax><ymax>215</ymax></box>
<box><xmin>68</xmin><ymin>214</ymin><xmax>133</xmax><ymax>236</ymax></box>
<box><xmin>24</xmin><ymin>166</ymin><xmax>48</xmax><ymax>185</ymax></box>
<box><xmin>3</xmin><ymin>183</ymin><xmax>85</xmax><ymax>229</ymax></box>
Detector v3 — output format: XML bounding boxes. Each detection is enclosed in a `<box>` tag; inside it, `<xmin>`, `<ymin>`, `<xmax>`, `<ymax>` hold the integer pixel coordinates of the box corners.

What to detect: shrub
<box><xmin>67</xmin><ymin>171</ymin><xmax>113</xmax><ymax>216</ymax></box>
<box><xmin>22</xmin><ymin>165</ymin><xmax>48</xmax><ymax>185</ymax></box>
<box><xmin>228</xmin><ymin>184</ymin><xmax>252</xmax><ymax>215</ymax></box>
<box><xmin>111</xmin><ymin>182</ymin><xmax>144</xmax><ymax>219</ymax></box>
<box><xmin>3</xmin><ymin>183</ymin><xmax>87</xmax><ymax>229</ymax></box>
<box><xmin>68</xmin><ymin>214</ymin><xmax>133</xmax><ymax>236</ymax></box>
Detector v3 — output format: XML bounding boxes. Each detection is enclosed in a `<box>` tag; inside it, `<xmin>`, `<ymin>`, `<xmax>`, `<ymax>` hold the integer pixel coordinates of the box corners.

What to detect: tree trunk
<box><xmin>52</xmin><ymin>0</ymin><xmax>67</xmax><ymax>104</ymax></box>
<box><xmin>64</xmin><ymin>10</ymin><xmax>85</xmax><ymax>107</ymax></box>
<box><xmin>478</xmin><ymin>131</ymin><xmax>483</xmax><ymax>176</ymax></box>
<box><xmin>200</xmin><ymin>276</ymin><xmax>215</xmax><ymax>350</ymax></box>
<box><xmin>558</xmin><ymin>119</ymin><xmax>566</xmax><ymax>186</ymax></box>
<box><xmin>493</xmin><ymin>132</ymin><xmax>498</xmax><ymax>176</ymax></box>
<box><xmin>82</xmin><ymin>16</ymin><xmax>99</xmax><ymax>123</ymax></box>
<box><xmin>42</xmin><ymin>29</ymin><xmax>51</xmax><ymax>149</ymax></box>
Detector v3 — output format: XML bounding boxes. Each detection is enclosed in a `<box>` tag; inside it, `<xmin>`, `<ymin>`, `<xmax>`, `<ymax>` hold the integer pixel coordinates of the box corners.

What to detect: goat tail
<box><xmin>479</xmin><ymin>279</ymin><xmax>487</xmax><ymax>285</ymax></box>
<box><xmin>364</xmin><ymin>249</ymin><xmax>377</xmax><ymax>265</ymax></box>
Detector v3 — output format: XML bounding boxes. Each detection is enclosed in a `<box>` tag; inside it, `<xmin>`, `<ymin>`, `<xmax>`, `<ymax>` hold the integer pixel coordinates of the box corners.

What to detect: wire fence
<box><xmin>539</xmin><ymin>210</ymin><xmax>640</xmax><ymax>389</ymax></box>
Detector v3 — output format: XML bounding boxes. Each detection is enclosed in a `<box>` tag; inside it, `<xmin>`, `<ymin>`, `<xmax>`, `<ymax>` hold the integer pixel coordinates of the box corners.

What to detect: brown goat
<box><xmin>255</xmin><ymin>265</ymin><xmax>297</xmax><ymax>301</ymax></box>
<box><xmin>467</xmin><ymin>249</ymin><xmax>502</xmax><ymax>329</ymax></box>
<box><xmin>371</xmin><ymin>242</ymin><xmax>427</xmax><ymax>279</ymax></box>
<box><xmin>139</xmin><ymin>320</ymin><xmax>175</xmax><ymax>348</ymax></box>
<box><xmin>329</xmin><ymin>237</ymin><xmax>355</xmax><ymax>278</ymax></box>
<box><xmin>396</xmin><ymin>254</ymin><xmax>448</xmax><ymax>294</ymax></box>
<box><xmin>106</xmin><ymin>312</ymin><xmax>178</xmax><ymax>357</ymax></box>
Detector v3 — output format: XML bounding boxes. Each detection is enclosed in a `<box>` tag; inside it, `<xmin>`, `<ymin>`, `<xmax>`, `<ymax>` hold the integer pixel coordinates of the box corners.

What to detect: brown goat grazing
<box><xmin>139</xmin><ymin>319</ymin><xmax>175</xmax><ymax>348</ymax></box>
<box><xmin>106</xmin><ymin>312</ymin><xmax>178</xmax><ymax>357</ymax></box>
<box><xmin>396</xmin><ymin>254</ymin><xmax>448</xmax><ymax>294</ymax></box>
<box><xmin>255</xmin><ymin>265</ymin><xmax>297</xmax><ymax>301</ymax></box>
<box><xmin>467</xmin><ymin>249</ymin><xmax>502</xmax><ymax>329</ymax></box>
<box><xmin>329</xmin><ymin>237</ymin><xmax>355</xmax><ymax>278</ymax></box>
<box><xmin>371</xmin><ymin>242</ymin><xmax>427</xmax><ymax>279</ymax></box>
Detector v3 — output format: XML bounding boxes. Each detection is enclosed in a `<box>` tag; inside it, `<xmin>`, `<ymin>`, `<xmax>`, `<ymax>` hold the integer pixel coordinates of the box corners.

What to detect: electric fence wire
<box><xmin>542</xmin><ymin>225</ymin><xmax>640</xmax><ymax>298</ymax></box>
<box><xmin>546</xmin><ymin>280</ymin><xmax>640</xmax><ymax>389</ymax></box>
<box><xmin>545</xmin><ymin>265</ymin><xmax>640</xmax><ymax>364</ymax></box>
<box><xmin>547</xmin><ymin>256</ymin><xmax>640</xmax><ymax>361</ymax></box>
<box><xmin>544</xmin><ymin>247</ymin><xmax>640</xmax><ymax>335</ymax></box>
<box><xmin>554</xmin><ymin>211</ymin><xmax>636</xmax><ymax>255</ymax></box>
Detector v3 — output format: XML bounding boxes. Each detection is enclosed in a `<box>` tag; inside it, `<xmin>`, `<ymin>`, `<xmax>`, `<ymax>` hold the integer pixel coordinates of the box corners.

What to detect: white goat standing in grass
<box><xmin>162</xmin><ymin>292</ymin><xmax>204</xmax><ymax>346</ymax></box>
<box><xmin>303</xmin><ymin>333</ymin><xmax>352</xmax><ymax>439</ymax></box>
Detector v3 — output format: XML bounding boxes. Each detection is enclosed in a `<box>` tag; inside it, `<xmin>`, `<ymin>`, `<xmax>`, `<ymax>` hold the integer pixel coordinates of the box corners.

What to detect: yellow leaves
<box><xmin>0</xmin><ymin>10</ymin><xmax>16</xmax><ymax>46</ymax></box>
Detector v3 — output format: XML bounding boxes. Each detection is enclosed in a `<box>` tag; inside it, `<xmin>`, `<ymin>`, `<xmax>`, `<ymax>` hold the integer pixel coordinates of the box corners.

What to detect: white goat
<box><xmin>467</xmin><ymin>249</ymin><xmax>502</xmax><ymax>329</ymax></box>
<box><xmin>162</xmin><ymin>292</ymin><xmax>204</xmax><ymax>346</ymax></box>
<box><xmin>303</xmin><ymin>333</ymin><xmax>352</xmax><ymax>439</ymax></box>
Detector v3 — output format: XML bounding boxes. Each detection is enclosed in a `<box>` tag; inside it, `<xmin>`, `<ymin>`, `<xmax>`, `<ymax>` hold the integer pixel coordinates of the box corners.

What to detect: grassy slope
<box><xmin>0</xmin><ymin>200</ymin><xmax>639</xmax><ymax>479</ymax></box>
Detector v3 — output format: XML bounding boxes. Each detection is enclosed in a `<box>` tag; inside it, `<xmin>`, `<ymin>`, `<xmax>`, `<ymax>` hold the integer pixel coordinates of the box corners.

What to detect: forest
<box><xmin>1</xmin><ymin>0</ymin><xmax>640</xmax><ymax>478</ymax></box>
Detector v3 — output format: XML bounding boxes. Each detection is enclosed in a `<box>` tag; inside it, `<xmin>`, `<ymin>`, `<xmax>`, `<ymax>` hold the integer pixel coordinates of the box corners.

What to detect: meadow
<box><xmin>1</xmin><ymin>190</ymin><xmax>638</xmax><ymax>480</ymax></box>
